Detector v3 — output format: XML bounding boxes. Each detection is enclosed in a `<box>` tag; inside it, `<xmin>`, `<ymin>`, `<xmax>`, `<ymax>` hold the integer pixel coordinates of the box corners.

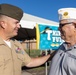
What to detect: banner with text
<box><xmin>36</xmin><ymin>24</ymin><xmax>64</xmax><ymax>50</ymax></box>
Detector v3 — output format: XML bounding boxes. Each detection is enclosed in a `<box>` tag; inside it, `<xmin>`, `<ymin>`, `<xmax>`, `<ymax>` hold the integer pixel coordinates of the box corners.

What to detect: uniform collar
<box><xmin>63</xmin><ymin>42</ymin><xmax>76</xmax><ymax>51</ymax></box>
<box><xmin>0</xmin><ymin>37</ymin><xmax>13</xmax><ymax>46</ymax></box>
<box><xmin>0</xmin><ymin>37</ymin><xmax>6</xmax><ymax>45</ymax></box>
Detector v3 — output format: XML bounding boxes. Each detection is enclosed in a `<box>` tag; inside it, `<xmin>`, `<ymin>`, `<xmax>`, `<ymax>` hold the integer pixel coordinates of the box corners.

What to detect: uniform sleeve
<box><xmin>22</xmin><ymin>51</ymin><xmax>31</xmax><ymax>65</ymax></box>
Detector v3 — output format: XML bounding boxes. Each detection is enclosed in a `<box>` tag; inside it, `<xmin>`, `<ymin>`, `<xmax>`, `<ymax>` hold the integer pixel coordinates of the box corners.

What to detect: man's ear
<box><xmin>0</xmin><ymin>21</ymin><xmax>6</xmax><ymax>29</ymax></box>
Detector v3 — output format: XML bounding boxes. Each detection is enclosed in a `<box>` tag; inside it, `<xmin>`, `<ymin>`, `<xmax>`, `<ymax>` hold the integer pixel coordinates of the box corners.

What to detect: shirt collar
<box><xmin>63</xmin><ymin>42</ymin><xmax>76</xmax><ymax>51</ymax></box>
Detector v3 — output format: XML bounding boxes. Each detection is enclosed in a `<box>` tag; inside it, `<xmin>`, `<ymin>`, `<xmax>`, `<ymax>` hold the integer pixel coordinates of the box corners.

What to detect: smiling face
<box><xmin>5</xmin><ymin>16</ymin><xmax>20</xmax><ymax>37</ymax></box>
<box><xmin>0</xmin><ymin>15</ymin><xmax>20</xmax><ymax>40</ymax></box>
<box><xmin>59</xmin><ymin>19</ymin><xmax>76</xmax><ymax>43</ymax></box>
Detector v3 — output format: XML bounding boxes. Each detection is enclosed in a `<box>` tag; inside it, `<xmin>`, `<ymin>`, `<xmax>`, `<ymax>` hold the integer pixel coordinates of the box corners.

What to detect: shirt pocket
<box><xmin>0</xmin><ymin>56</ymin><xmax>4</xmax><ymax>74</ymax></box>
<box><xmin>17</xmin><ymin>54</ymin><xmax>24</xmax><ymax>61</ymax></box>
<box><xmin>0</xmin><ymin>56</ymin><xmax>11</xmax><ymax>74</ymax></box>
<box><xmin>0</xmin><ymin>56</ymin><xmax>4</xmax><ymax>67</ymax></box>
<box><xmin>17</xmin><ymin>54</ymin><xmax>24</xmax><ymax>66</ymax></box>
<box><xmin>4</xmin><ymin>56</ymin><xmax>11</xmax><ymax>66</ymax></box>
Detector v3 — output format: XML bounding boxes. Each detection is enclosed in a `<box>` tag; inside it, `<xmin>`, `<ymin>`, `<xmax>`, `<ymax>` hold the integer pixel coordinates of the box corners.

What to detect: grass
<box><xmin>25</xmin><ymin>49</ymin><xmax>42</xmax><ymax>57</ymax></box>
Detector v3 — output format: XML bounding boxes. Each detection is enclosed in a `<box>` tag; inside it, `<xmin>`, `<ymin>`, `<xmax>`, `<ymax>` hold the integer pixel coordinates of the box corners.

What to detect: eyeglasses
<box><xmin>58</xmin><ymin>22</ymin><xmax>76</xmax><ymax>31</ymax></box>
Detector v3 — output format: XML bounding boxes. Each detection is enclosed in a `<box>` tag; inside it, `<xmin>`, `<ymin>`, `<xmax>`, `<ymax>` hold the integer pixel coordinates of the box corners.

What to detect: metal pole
<box><xmin>29</xmin><ymin>40</ymin><xmax>30</xmax><ymax>56</ymax></box>
<box><xmin>45</xmin><ymin>50</ymin><xmax>48</xmax><ymax>75</ymax></box>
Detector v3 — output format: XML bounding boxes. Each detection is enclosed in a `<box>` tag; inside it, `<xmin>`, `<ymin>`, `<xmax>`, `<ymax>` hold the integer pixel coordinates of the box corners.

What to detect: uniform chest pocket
<box><xmin>0</xmin><ymin>56</ymin><xmax>11</xmax><ymax>74</ymax></box>
<box><xmin>0</xmin><ymin>56</ymin><xmax>4</xmax><ymax>67</ymax></box>
<box><xmin>0</xmin><ymin>56</ymin><xmax>4</xmax><ymax>74</ymax></box>
<box><xmin>17</xmin><ymin>54</ymin><xmax>24</xmax><ymax>61</ymax></box>
<box><xmin>4</xmin><ymin>56</ymin><xmax>11</xmax><ymax>65</ymax></box>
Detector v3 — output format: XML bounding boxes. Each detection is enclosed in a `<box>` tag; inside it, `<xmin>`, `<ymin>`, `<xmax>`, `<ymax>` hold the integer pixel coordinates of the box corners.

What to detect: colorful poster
<box><xmin>36</xmin><ymin>24</ymin><xmax>64</xmax><ymax>50</ymax></box>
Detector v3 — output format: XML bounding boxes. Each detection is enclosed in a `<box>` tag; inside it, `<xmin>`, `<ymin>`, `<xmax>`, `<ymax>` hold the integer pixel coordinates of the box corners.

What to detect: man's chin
<box><xmin>14</xmin><ymin>33</ymin><xmax>18</xmax><ymax>36</ymax></box>
<box><xmin>12</xmin><ymin>33</ymin><xmax>18</xmax><ymax>37</ymax></box>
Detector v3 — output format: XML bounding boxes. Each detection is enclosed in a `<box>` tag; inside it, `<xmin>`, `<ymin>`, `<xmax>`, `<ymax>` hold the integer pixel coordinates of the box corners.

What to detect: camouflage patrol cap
<box><xmin>0</xmin><ymin>3</ymin><xmax>23</xmax><ymax>21</ymax></box>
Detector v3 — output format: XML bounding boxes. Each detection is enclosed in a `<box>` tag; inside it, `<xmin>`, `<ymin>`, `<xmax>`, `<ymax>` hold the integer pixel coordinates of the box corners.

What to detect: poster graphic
<box><xmin>36</xmin><ymin>24</ymin><xmax>64</xmax><ymax>50</ymax></box>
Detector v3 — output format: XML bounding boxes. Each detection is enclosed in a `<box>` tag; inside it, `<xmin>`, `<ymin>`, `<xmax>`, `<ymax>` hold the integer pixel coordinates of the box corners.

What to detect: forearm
<box><xmin>26</xmin><ymin>50</ymin><xmax>57</xmax><ymax>67</ymax></box>
<box><xmin>26</xmin><ymin>54</ymin><xmax>50</xmax><ymax>67</ymax></box>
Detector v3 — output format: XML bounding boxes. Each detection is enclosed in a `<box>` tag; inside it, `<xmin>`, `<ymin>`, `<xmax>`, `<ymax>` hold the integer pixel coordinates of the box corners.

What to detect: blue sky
<box><xmin>0</xmin><ymin>0</ymin><xmax>76</xmax><ymax>22</ymax></box>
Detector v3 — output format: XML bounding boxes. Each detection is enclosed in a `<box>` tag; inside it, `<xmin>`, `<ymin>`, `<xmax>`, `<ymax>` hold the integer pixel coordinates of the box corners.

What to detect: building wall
<box><xmin>21</xmin><ymin>40</ymin><xmax>37</xmax><ymax>50</ymax></box>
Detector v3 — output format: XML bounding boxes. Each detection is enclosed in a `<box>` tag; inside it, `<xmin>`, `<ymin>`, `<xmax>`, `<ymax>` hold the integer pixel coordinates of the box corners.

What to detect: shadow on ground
<box><xmin>22</xmin><ymin>63</ymin><xmax>50</xmax><ymax>75</ymax></box>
